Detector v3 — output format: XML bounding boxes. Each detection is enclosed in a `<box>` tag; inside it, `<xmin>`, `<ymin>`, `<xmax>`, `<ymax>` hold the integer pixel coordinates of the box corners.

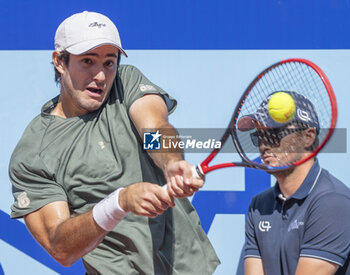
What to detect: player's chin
<box><xmin>262</xmin><ymin>156</ymin><xmax>277</xmax><ymax>166</ymax></box>
<box><xmin>263</xmin><ymin>158</ymin><xmax>289</xmax><ymax>170</ymax></box>
<box><xmin>81</xmin><ymin>100</ymin><xmax>105</xmax><ymax>113</ymax></box>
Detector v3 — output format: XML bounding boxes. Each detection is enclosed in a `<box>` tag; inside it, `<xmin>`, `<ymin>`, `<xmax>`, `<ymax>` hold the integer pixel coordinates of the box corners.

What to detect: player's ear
<box><xmin>302</xmin><ymin>127</ymin><xmax>317</xmax><ymax>149</ymax></box>
<box><xmin>52</xmin><ymin>51</ymin><xmax>66</xmax><ymax>74</ymax></box>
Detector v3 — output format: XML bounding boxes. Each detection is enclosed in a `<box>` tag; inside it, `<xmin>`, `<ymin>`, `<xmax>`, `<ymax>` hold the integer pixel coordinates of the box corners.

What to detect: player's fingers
<box><xmin>178</xmin><ymin>161</ymin><xmax>193</xmax><ymax>185</ymax></box>
<box><xmin>169</xmin><ymin>176</ymin><xmax>194</xmax><ymax>198</ymax></box>
<box><xmin>175</xmin><ymin>175</ymin><xmax>194</xmax><ymax>195</ymax></box>
<box><xmin>159</xmin><ymin>185</ymin><xmax>175</xmax><ymax>207</ymax></box>
<box><xmin>186</xmin><ymin>177</ymin><xmax>204</xmax><ymax>189</ymax></box>
<box><xmin>147</xmin><ymin>185</ymin><xmax>175</xmax><ymax>208</ymax></box>
<box><xmin>169</xmin><ymin>176</ymin><xmax>187</xmax><ymax>197</ymax></box>
<box><xmin>144</xmin><ymin>204</ymin><xmax>165</xmax><ymax>216</ymax></box>
<box><xmin>131</xmin><ymin>201</ymin><xmax>160</xmax><ymax>217</ymax></box>
<box><xmin>166</xmin><ymin>182</ymin><xmax>180</xmax><ymax>200</ymax></box>
<box><xmin>141</xmin><ymin>196</ymin><xmax>168</xmax><ymax>215</ymax></box>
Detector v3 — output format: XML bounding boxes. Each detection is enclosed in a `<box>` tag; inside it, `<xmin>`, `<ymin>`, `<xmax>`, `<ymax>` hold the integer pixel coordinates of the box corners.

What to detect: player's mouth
<box><xmin>86</xmin><ymin>87</ymin><xmax>103</xmax><ymax>94</ymax></box>
<box><xmin>261</xmin><ymin>152</ymin><xmax>276</xmax><ymax>164</ymax></box>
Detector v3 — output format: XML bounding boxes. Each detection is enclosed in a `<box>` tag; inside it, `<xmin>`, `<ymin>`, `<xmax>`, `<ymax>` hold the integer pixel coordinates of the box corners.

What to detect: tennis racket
<box><xmin>189</xmin><ymin>58</ymin><xmax>338</xmax><ymax>179</ymax></box>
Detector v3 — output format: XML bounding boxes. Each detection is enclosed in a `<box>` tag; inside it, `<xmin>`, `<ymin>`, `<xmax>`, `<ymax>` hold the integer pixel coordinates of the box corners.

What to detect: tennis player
<box><xmin>239</xmin><ymin>91</ymin><xmax>350</xmax><ymax>275</ymax></box>
<box><xmin>9</xmin><ymin>11</ymin><xmax>220</xmax><ymax>274</ymax></box>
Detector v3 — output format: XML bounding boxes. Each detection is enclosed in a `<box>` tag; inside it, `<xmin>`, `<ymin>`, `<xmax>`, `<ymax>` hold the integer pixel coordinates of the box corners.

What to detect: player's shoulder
<box><xmin>10</xmin><ymin>113</ymin><xmax>50</xmax><ymax>167</ymax></box>
<box><xmin>306</xmin><ymin>168</ymin><xmax>350</xmax><ymax>212</ymax></box>
<box><xmin>15</xmin><ymin>114</ymin><xmax>47</xmax><ymax>146</ymax></box>
<box><xmin>117</xmin><ymin>65</ymin><xmax>146</xmax><ymax>87</ymax></box>
<box><xmin>314</xmin><ymin>168</ymin><xmax>350</xmax><ymax>199</ymax></box>
<box><xmin>118</xmin><ymin>64</ymin><xmax>142</xmax><ymax>76</ymax></box>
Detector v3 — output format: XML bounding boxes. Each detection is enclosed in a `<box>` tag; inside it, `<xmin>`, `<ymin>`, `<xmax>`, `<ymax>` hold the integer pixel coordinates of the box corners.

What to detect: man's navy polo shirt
<box><xmin>244</xmin><ymin>160</ymin><xmax>350</xmax><ymax>275</ymax></box>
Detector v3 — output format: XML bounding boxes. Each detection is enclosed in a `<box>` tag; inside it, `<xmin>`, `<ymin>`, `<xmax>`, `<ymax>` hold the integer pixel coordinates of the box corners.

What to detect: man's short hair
<box><xmin>53</xmin><ymin>51</ymin><xmax>70</xmax><ymax>85</ymax></box>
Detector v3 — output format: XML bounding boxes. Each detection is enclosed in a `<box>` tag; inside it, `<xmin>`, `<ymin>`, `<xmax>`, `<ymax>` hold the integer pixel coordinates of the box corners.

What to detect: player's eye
<box><xmin>250</xmin><ymin>130</ymin><xmax>281</xmax><ymax>147</ymax></box>
<box><xmin>82</xmin><ymin>58</ymin><xmax>93</xmax><ymax>65</ymax></box>
<box><xmin>104</xmin><ymin>60</ymin><xmax>115</xmax><ymax>68</ymax></box>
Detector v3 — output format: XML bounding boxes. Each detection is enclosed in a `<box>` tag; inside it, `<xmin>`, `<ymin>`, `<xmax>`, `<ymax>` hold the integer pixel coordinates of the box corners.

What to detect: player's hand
<box><xmin>119</xmin><ymin>182</ymin><xmax>174</xmax><ymax>218</ymax></box>
<box><xmin>164</xmin><ymin>160</ymin><xmax>204</xmax><ymax>198</ymax></box>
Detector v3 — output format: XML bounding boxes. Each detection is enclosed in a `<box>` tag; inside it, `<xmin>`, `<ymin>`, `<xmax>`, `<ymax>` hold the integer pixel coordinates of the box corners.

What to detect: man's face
<box><xmin>57</xmin><ymin>45</ymin><xmax>119</xmax><ymax>117</ymax></box>
<box><xmin>251</xmin><ymin>123</ymin><xmax>315</xmax><ymax>167</ymax></box>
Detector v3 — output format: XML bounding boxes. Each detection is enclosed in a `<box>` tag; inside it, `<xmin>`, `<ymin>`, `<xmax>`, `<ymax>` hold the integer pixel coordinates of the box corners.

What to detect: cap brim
<box><xmin>237</xmin><ymin>114</ymin><xmax>292</xmax><ymax>131</ymax></box>
<box><xmin>237</xmin><ymin>115</ymin><xmax>259</xmax><ymax>131</ymax></box>
<box><xmin>66</xmin><ymin>38</ymin><xmax>128</xmax><ymax>57</ymax></box>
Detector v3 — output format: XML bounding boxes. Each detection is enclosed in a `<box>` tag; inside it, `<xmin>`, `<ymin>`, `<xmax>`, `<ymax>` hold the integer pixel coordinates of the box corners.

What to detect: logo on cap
<box><xmin>89</xmin><ymin>22</ymin><xmax>106</xmax><ymax>28</ymax></box>
<box><xmin>297</xmin><ymin>108</ymin><xmax>311</xmax><ymax>122</ymax></box>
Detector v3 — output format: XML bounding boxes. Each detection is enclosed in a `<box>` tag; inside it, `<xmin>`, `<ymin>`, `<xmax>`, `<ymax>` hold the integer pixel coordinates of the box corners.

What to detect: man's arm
<box><xmin>129</xmin><ymin>94</ymin><xmax>204</xmax><ymax>197</ymax></box>
<box><xmin>295</xmin><ymin>257</ymin><xmax>339</xmax><ymax>275</ymax></box>
<box><xmin>298</xmin><ymin>193</ymin><xmax>350</xmax><ymax>275</ymax></box>
<box><xmin>25</xmin><ymin>201</ymin><xmax>105</xmax><ymax>266</ymax></box>
<box><xmin>24</xmin><ymin>182</ymin><xmax>173</xmax><ymax>266</ymax></box>
<box><xmin>244</xmin><ymin>257</ymin><xmax>265</xmax><ymax>275</ymax></box>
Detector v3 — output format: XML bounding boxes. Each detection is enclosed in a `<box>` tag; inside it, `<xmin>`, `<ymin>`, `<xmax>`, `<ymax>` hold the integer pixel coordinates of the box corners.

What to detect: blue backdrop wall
<box><xmin>1</xmin><ymin>1</ymin><xmax>349</xmax><ymax>274</ymax></box>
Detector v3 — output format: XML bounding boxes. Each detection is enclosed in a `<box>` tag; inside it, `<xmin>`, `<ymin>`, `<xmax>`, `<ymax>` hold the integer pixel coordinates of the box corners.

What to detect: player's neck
<box><xmin>51</xmin><ymin>95</ymin><xmax>86</xmax><ymax>118</ymax></box>
<box><xmin>275</xmin><ymin>158</ymin><xmax>314</xmax><ymax>198</ymax></box>
<box><xmin>51</xmin><ymin>100</ymin><xmax>66</xmax><ymax>118</ymax></box>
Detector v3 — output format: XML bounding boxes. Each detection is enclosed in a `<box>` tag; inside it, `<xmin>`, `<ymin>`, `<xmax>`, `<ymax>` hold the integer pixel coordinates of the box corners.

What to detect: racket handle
<box><xmin>162</xmin><ymin>165</ymin><xmax>205</xmax><ymax>191</ymax></box>
<box><xmin>193</xmin><ymin>165</ymin><xmax>205</xmax><ymax>179</ymax></box>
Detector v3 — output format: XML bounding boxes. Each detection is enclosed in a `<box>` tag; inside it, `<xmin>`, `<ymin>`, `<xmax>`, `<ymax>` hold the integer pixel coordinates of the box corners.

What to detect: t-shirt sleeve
<box><xmin>300</xmin><ymin>192</ymin><xmax>350</xmax><ymax>266</ymax></box>
<box><xmin>117</xmin><ymin>65</ymin><xmax>177</xmax><ymax>113</ymax></box>
<box><xmin>10</xmin><ymin>153</ymin><xmax>67</xmax><ymax>219</ymax></box>
<box><xmin>244</xmin><ymin>197</ymin><xmax>261</xmax><ymax>259</ymax></box>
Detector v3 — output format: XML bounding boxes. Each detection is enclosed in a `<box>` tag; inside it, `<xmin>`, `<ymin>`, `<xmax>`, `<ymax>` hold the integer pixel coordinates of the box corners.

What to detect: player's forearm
<box><xmin>244</xmin><ymin>258</ymin><xmax>265</xmax><ymax>275</ymax></box>
<box><xmin>48</xmin><ymin>210</ymin><xmax>107</xmax><ymax>266</ymax></box>
<box><xmin>147</xmin><ymin>122</ymin><xmax>185</xmax><ymax>172</ymax></box>
<box><xmin>295</xmin><ymin>258</ymin><xmax>339</xmax><ymax>275</ymax></box>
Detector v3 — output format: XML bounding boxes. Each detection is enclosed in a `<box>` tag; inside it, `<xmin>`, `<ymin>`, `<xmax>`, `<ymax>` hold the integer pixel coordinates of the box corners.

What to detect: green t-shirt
<box><xmin>10</xmin><ymin>65</ymin><xmax>220</xmax><ymax>274</ymax></box>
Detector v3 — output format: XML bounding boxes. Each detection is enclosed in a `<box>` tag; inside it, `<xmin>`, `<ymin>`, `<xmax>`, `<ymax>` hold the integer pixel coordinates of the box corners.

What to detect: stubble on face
<box><xmin>56</xmin><ymin>45</ymin><xmax>119</xmax><ymax>118</ymax></box>
<box><xmin>258</xmin><ymin>128</ymin><xmax>306</xmax><ymax>168</ymax></box>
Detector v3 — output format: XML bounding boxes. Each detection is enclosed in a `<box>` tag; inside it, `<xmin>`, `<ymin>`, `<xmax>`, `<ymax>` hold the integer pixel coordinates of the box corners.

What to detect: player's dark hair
<box><xmin>53</xmin><ymin>51</ymin><xmax>70</xmax><ymax>85</ymax></box>
<box><xmin>117</xmin><ymin>53</ymin><xmax>121</xmax><ymax>67</ymax></box>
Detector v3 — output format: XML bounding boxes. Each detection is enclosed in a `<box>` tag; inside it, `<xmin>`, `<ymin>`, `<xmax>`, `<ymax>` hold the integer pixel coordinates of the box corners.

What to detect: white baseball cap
<box><xmin>54</xmin><ymin>11</ymin><xmax>127</xmax><ymax>57</ymax></box>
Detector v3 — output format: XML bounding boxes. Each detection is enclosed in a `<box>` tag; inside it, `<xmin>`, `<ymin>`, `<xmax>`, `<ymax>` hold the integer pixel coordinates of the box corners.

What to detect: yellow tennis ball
<box><xmin>268</xmin><ymin>92</ymin><xmax>296</xmax><ymax>123</ymax></box>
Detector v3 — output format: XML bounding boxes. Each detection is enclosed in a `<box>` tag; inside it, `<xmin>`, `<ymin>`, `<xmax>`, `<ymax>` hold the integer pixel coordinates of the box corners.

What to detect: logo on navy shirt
<box><xmin>143</xmin><ymin>131</ymin><xmax>161</xmax><ymax>150</ymax></box>
<box><xmin>288</xmin><ymin>219</ymin><xmax>304</xmax><ymax>232</ymax></box>
<box><xmin>258</xmin><ymin>221</ymin><xmax>272</xmax><ymax>232</ymax></box>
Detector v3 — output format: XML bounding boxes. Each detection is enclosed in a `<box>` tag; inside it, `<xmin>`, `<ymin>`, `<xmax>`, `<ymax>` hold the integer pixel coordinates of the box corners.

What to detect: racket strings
<box><xmin>235</xmin><ymin>60</ymin><xmax>334</xmax><ymax>169</ymax></box>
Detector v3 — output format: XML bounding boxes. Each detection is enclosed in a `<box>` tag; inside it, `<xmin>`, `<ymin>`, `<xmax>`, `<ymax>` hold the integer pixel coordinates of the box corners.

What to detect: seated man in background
<box><xmin>239</xmin><ymin>91</ymin><xmax>350</xmax><ymax>275</ymax></box>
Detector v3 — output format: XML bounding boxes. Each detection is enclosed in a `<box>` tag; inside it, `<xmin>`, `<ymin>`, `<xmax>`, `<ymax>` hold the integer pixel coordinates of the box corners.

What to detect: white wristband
<box><xmin>92</xmin><ymin>188</ymin><xmax>128</xmax><ymax>232</ymax></box>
